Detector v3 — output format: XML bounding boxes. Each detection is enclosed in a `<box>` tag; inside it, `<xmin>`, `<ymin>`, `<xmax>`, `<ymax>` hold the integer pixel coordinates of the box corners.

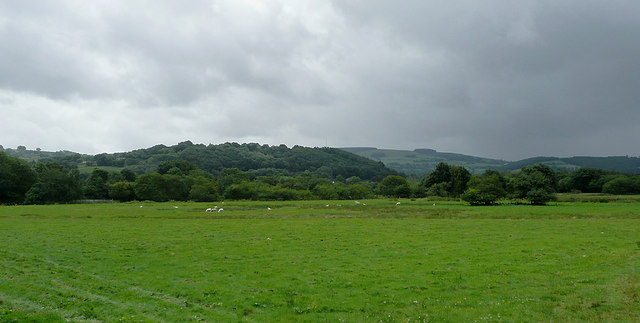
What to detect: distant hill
<box><xmin>498</xmin><ymin>156</ymin><xmax>640</xmax><ymax>173</ymax></box>
<box><xmin>340</xmin><ymin>147</ymin><xmax>508</xmax><ymax>176</ymax></box>
<box><xmin>340</xmin><ymin>147</ymin><xmax>640</xmax><ymax>175</ymax></box>
<box><xmin>2</xmin><ymin>142</ymin><xmax>397</xmax><ymax>181</ymax></box>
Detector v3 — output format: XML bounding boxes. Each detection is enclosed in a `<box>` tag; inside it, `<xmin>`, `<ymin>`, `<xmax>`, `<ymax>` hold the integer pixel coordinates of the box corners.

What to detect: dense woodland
<box><xmin>2</xmin><ymin>141</ymin><xmax>395</xmax><ymax>181</ymax></box>
<box><xmin>2</xmin><ymin>142</ymin><xmax>640</xmax><ymax>206</ymax></box>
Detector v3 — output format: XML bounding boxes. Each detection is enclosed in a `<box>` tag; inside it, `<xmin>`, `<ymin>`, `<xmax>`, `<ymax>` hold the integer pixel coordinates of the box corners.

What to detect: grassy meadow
<box><xmin>1</xmin><ymin>198</ymin><xmax>639</xmax><ymax>322</ymax></box>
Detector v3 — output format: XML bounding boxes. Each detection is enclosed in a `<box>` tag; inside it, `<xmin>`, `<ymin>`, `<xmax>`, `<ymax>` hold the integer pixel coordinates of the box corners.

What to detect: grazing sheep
<box><xmin>217</xmin><ymin>208</ymin><xmax>223</xmax><ymax>212</ymax></box>
<box><xmin>396</xmin><ymin>202</ymin><xmax>401</xmax><ymax>206</ymax></box>
<box><xmin>354</xmin><ymin>201</ymin><xmax>361</xmax><ymax>205</ymax></box>
<box><xmin>267</xmin><ymin>207</ymin><xmax>271</xmax><ymax>211</ymax></box>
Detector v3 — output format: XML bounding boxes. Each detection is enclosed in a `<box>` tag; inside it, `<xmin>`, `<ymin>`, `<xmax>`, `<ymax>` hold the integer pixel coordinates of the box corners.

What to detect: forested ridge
<box><xmin>3</xmin><ymin>141</ymin><xmax>396</xmax><ymax>181</ymax></box>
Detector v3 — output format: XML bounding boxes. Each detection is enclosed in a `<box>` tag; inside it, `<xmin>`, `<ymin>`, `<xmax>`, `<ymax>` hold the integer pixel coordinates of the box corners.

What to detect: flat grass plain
<box><xmin>1</xmin><ymin>198</ymin><xmax>639</xmax><ymax>322</ymax></box>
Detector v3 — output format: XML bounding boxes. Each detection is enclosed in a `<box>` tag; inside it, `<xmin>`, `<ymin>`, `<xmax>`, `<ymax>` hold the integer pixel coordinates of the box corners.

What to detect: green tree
<box><xmin>24</xmin><ymin>162</ymin><xmax>82</xmax><ymax>204</ymax></box>
<box><xmin>426</xmin><ymin>182</ymin><xmax>450</xmax><ymax>197</ymax></box>
<box><xmin>134</xmin><ymin>173</ymin><xmax>168</xmax><ymax>201</ymax></box>
<box><xmin>84</xmin><ymin>168</ymin><xmax>110</xmax><ymax>199</ymax></box>
<box><xmin>218</xmin><ymin>168</ymin><xmax>254</xmax><ymax>192</ymax></box>
<box><xmin>120</xmin><ymin>169</ymin><xmax>137</xmax><ymax>182</ymax></box>
<box><xmin>394</xmin><ymin>183</ymin><xmax>412</xmax><ymax>198</ymax></box>
<box><xmin>421</xmin><ymin>163</ymin><xmax>471</xmax><ymax>197</ymax></box>
<box><xmin>224</xmin><ymin>181</ymin><xmax>258</xmax><ymax>200</ymax></box>
<box><xmin>449</xmin><ymin>165</ymin><xmax>471</xmax><ymax>196</ymax></box>
<box><xmin>377</xmin><ymin>175</ymin><xmax>410</xmax><ymax>197</ymax></box>
<box><xmin>422</xmin><ymin>162</ymin><xmax>451</xmax><ymax>188</ymax></box>
<box><xmin>602</xmin><ymin>176</ymin><xmax>639</xmax><ymax>195</ymax></box>
<box><xmin>163</xmin><ymin>174</ymin><xmax>190</xmax><ymax>201</ymax></box>
<box><xmin>509</xmin><ymin>164</ymin><xmax>557</xmax><ymax>205</ymax></box>
<box><xmin>569</xmin><ymin>168</ymin><xmax>607</xmax><ymax>193</ymax></box>
<box><xmin>461</xmin><ymin>173</ymin><xmax>507</xmax><ymax>205</ymax></box>
<box><xmin>345</xmin><ymin>184</ymin><xmax>372</xmax><ymax>200</ymax></box>
<box><xmin>109</xmin><ymin>182</ymin><xmax>136</xmax><ymax>201</ymax></box>
<box><xmin>483</xmin><ymin>170</ymin><xmax>507</xmax><ymax>190</ymax></box>
<box><xmin>158</xmin><ymin>159</ymin><xmax>196</xmax><ymax>176</ymax></box>
<box><xmin>0</xmin><ymin>151</ymin><xmax>37</xmax><ymax>204</ymax></box>
<box><xmin>189</xmin><ymin>176</ymin><xmax>219</xmax><ymax>202</ymax></box>
<box><xmin>313</xmin><ymin>183</ymin><xmax>340</xmax><ymax>200</ymax></box>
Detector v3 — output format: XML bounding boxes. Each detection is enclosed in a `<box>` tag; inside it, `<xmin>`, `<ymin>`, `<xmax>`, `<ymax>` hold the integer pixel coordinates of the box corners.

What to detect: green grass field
<box><xmin>1</xmin><ymin>199</ymin><xmax>639</xmax><ymax>322</ymax></box>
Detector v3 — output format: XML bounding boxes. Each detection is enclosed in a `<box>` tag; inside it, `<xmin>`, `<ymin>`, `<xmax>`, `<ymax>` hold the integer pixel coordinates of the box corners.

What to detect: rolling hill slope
<box><xmin>340</xmin><ymin>148</ymin><xmax>640</xmax><ymax>175</ymax></box>
<box><xmin>340</xmin><ymin>147</ymin><xmax>508</xmax><ymax>176</ymax></box>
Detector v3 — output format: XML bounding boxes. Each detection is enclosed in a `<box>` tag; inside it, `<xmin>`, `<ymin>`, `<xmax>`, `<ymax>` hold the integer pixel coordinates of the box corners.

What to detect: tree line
<box><xmin>2</xmin><ymin>151</ymin><xmax>640</xmax><ymax>205</ymax></box>
<box><xmin>358</xmin><ymin>162</ymin><xmax>640</xmax><ymax>205</ymax></box>
<box><xmin>1</xmin><ymin>152</ymin><xmax>378</xmax><ymax>204</ymax></box>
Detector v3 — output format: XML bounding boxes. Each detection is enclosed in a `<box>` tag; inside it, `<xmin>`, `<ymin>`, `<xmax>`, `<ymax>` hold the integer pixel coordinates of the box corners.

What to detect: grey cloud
<box><xmin>320</xmin><ymin>0</ymin><xmax>640</xmax><ymax>159</ymax></box>
<box><xmin>1</xmin><ymin>1</ymin><xmax>639</xmax><ymax>159</ymax></box>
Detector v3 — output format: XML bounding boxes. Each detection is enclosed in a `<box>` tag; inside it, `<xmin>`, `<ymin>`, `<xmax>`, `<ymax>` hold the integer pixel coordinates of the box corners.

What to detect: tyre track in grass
<box><xmin>0</xmin><ymin>291</ymin><xmax>96</xmax><ymax>322</ymax></box>
<box><xmin>0</xmin><ymin>249</ymin><xmax>230</xmax><ymax>321</ymax></box>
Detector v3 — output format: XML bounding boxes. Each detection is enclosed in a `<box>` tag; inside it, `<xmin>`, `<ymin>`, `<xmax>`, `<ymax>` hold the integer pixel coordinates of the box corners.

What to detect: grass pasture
<box><xmin>1</xmin><ymin>200</ymin><xmax>639</xmax><ymax>322</ymax></box>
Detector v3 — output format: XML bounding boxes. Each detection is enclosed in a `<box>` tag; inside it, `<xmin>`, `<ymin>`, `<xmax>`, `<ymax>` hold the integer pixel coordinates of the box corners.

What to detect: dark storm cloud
<box><xmin>325</xmin><ymin>0</ymin><xmax>640</xmax><ymax>159</ymax></box>
<box><xmin>0</xmin><ymin>1</ymin><xmax>639</xmax><ymax>159</ymax></box>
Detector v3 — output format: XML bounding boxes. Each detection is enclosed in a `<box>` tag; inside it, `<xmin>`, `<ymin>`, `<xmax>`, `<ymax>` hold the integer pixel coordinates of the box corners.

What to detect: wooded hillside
<box><xmin>3</xmin><ymin>142</ymin><xmax>397</xmax><ymax>180</ymax></box>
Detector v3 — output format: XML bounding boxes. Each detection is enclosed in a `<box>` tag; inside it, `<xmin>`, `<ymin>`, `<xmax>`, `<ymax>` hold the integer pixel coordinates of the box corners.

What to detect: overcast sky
<box><xmin>1</xmin><ymin>1</ymin><xmax>639</xmax><ymax>160</ymax></box>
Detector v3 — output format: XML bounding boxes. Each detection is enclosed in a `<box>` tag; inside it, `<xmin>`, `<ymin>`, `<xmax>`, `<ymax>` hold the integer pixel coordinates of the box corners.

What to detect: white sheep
<box><xmin>217</xmin><ymin>208</ymin><xmax>223</xmax><ymax>212</ymax></box>
<box><xmin>396</xmin><ymin>202</ymin><xmax>401</xmax><ymax>206</ymax></box>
